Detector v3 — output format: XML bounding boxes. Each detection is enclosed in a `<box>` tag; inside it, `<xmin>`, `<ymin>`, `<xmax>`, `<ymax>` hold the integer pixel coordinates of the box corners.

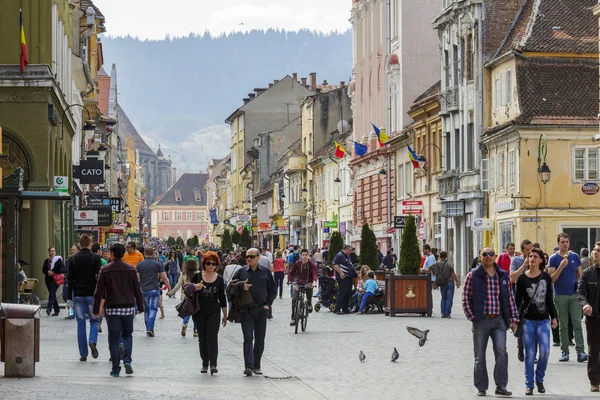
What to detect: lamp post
<box><xmin>60</xmin><ymin>104</ymin><xmax>96</xmax><ymax>141</ymax></box>
<box><xmin>302</xmin><ymin>179</ymin><xmax>318</xmax><ymax>248</ymax></box>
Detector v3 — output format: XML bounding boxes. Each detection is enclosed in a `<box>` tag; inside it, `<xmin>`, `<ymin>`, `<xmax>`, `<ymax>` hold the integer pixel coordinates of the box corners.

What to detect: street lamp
<box><xmin>416</xmin><ymin>143</ymin><xmax>442</xmax><ymax>170</ymax></box>
<box><xmin>538</xmin><ymin>162</ymin><xmax>551</xmax><ymax>184</ymax></box>
<box><xmin>60</xmin><ymin>104</ymin><xmax>96</xmax><ymax>141</ymax></box>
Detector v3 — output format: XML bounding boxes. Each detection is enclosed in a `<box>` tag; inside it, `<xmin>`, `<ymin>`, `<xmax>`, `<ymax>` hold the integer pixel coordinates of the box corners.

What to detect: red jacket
<box><xmin>93</xmin><ymin>259</ymin><xmax>144</xmax><ymax>314</ymax></box>
<box><xmin>497</xmin><ymin>253</ymin><xmax>512</xmax><ymax>273</ymax></box>
<box><xmin>288</xmin><ymin>260</ymin><xmax>318</xmax><ymax>285</ymax></box>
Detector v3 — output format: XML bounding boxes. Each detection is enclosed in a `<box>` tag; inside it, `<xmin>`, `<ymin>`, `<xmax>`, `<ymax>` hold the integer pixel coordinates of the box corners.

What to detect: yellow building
<box><xmin>483</xmin><ymin>0</ymin><xmax>599</xmax><ymax>253</ymax></box>
<box><xmin>79</xmin><ymin>0</ymin><xmax>106</xmax><ymax>121</ymax></box>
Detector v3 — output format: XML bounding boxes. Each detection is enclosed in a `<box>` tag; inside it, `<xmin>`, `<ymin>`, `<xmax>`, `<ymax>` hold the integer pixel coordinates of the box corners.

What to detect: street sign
<box><xmin>401</xmin><ymin>200</ymin><xmax>423</xmax><ymax>206</ymax></box>
<box><xmin>402</xmin><ymin>208</ymin><xmax>423</xmax><ymax>215</ymax></box>
<box><xmin>472</xmin><ymin>218</ymin><xmax>494</xmax><ymax>231</ymax></box>
<box><xmin>324</xmin><ymin>221</ymin><xmax>338</xmax><ymax>228</ymax></box>
<box><xmin>522</xmin><ymin>217</ymin><xmax>541</xmax><ymax>223</ymax></box>
<box><xmin>53</xmin><ymin>176</ymin><xmax>68</xmax><ymax>193</ymax></box>
<box><xmin>394</xmin><ymin>216</ymin><xmax>408</xmax><ymax>229</ymax></box>
<box><xmin>74</xmin><ymin>210</ymin><xmax>98</xmax><ymax>226</ymax></box>
<box><xmin>323</xmin><ymin>227</ymin><xmax>330</xmax><ymax>233</ymax></box>
<box><xmin>582</xmin><ymin>182</ymin><xmax>599</xmax><ymax>195</ymax></box>
<box><xmin>386</xmin><ymin>227</ymin><xmax>396</xmax><ymax>234</ymax></box>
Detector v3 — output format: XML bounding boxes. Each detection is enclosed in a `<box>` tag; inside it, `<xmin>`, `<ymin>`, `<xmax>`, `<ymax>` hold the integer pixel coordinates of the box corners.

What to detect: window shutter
<box><xmin>498</xmin><ymin>153</ymin><xmax>504</xmax><ymax>188</ymax></box>
<box><xmin>481</xmin><ymin>158</ymin><xmax>489</xmax><ymax>191</ymax></box>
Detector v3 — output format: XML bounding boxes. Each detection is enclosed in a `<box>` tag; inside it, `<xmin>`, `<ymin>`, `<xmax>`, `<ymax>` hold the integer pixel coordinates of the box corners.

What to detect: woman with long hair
<box><xmin>42</xmin><ymin>247</ymin><xmax>64</xmax><ymax>316</ymax></box>
<box><xmin>272</xmin><ymin>250</ymin><xmax>285</xmax><ymax>299</ymax></box>
<box><xmin>168</xmin><ymin>258</ymin><xmax>199</xmax><ymax>337</ymax></box>
<box><xmin>515</xmin><ymin>248</ymin><xmax>558</xmax><ymax>395</ymax></box>
<box><xmin>165</xmin><ymin>251</ymin><xmax>180</xmax><ymax>293</ymax></box>
<box><xmin>191</xmin><ymin>251</ymin><xmax>227</xmax><ymax>374</ymax></box>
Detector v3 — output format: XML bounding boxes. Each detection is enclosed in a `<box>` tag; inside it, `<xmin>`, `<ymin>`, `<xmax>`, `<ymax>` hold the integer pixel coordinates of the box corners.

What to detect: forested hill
<box><xmin>102</xmin><ymin>29</ymin><xmax>352</xmax><ymax>174</ymax></box>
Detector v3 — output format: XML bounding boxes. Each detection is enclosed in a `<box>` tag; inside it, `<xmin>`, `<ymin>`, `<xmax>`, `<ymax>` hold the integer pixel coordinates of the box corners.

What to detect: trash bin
<box><xmin>0</xmin><ymin>303</ymin><xmax>41</xmax><ymax>377</ymax></box>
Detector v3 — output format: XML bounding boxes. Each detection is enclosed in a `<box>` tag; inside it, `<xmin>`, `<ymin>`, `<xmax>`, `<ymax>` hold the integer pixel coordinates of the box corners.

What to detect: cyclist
<box><xmin>288</xmin><ymin>248</ymin><xmax>318</xmax><ymax>326</ymax></box>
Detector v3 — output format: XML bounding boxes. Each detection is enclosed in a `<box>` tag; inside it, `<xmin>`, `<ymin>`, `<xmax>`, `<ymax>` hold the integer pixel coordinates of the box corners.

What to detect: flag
<box><xmin>371</xmin><ymin>123</ymin><xmax>389</xmax><ymax>146</ymax></box>
<box><xmin>334</xmin><ymin>141</ymin><xmax>345</xmax><ymax>158</ymax></box>
<box><xmin>353</xmin><ymin>141</ymin><xmax>368</xmax><ymax>157</ymax></box>
<box><xmin>407</xmin><ymin>144</ymin><xmax>420</xmax><ymax>169</ymax></box>
<box><xmin>20</xmin><ymin>9</ymin><xmax>28</xmax><ymax>73</ymax></box>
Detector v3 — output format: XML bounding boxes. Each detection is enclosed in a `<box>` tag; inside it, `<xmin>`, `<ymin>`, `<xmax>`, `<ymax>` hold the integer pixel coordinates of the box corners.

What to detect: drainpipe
<box><xmin>284</xmin><ymin>175</ymin><xmax>291</xmax><ymax>246</ymax></box>
<box><xmin>477</xmin><ymin>4</ymin><xmax>487</xmax><ymax>252</ymax></box>
<box><xmin>81</xmin><ymin>29</ymin><xmax>96</xmax><ymax>97</ymax></box>
<box><xmin>387</xmin><ymin>152</ymin><xmax>392</xmax><ymax>226</ymax></box>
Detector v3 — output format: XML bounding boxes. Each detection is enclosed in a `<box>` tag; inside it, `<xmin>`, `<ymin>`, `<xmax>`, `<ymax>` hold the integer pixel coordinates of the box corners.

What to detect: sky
<box><xmin>91</xmin><ymin>0</ymin><xmax>351</xmax><ymax>39</ymax></box>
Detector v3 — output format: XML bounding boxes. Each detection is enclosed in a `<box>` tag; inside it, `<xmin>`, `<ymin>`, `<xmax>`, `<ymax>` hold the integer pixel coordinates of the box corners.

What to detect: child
<box><xmin>357</xmin><ymin>272</ymin><xmax>378</xmax><ymax>314</ymax></box>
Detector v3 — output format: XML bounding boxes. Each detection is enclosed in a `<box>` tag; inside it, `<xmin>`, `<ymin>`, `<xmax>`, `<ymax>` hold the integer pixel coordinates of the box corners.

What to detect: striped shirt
<box><xmin>462</xmin><ymin>270</ymin><xmax>519</xmax><ymax>324</ymax></box>
<box><xmin>105</xmin><ymin>307</ymin><xmax>136</xmax><ymax>316</ymax></box>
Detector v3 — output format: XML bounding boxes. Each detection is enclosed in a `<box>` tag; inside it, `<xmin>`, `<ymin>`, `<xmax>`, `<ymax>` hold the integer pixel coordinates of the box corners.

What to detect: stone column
<box><xmin>30</xmin><ymin>200</ymin><xmax>50</xmax><ymax>299</ymax></box>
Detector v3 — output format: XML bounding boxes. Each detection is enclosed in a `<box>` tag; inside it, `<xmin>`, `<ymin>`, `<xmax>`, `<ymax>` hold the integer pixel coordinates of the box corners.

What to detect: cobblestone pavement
<box><xmin>0</xmin><ymin>287</ymin><xmax>596</xmax><ymax>399</ymax></box>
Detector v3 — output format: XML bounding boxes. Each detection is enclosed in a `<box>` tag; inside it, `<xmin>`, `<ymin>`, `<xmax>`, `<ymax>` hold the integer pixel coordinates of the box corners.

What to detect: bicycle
<box><xmin>288</xmin><ymin>283</ymin><xmax>311</xmax><ymax>334</ymax></box>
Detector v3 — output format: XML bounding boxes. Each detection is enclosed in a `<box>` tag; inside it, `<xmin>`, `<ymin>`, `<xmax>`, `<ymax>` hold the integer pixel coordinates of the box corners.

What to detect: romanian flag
<box><xmin>407</xmin><ymin>144</ymin><xmax>420</xmax><ymax>169</ymax></box>
<box><xmin>334</xmin><ymin>141</ymin><xmax>345</xmax><ymax>158</ymax></box>
<box><xmin>20</xmin><ymin>9</ymin><xmax>28</xmax><ymax>73</ymax></box>
<box><xmin>371</xmin><ymin>123</ymin><xmax>389</xmax><ymax>147</ymax></box>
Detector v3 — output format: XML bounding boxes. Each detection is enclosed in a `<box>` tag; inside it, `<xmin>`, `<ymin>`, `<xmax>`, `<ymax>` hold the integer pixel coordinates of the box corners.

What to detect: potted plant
<box><xmin>385</xmin><ymin>216</ymin><xmax>432</xmax><ymax>317</ymax></box>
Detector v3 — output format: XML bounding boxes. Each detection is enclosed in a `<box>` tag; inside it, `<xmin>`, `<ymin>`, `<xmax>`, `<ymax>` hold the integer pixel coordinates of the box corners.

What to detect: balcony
<box><xmin>439</xmin><ymin>85</ymin><xmax>459</xmax><ymax>113</ymax></box>
<box><xmin>437</xmin><ymin>170</ymin><xmax>459</xmax><ymax>195</ymax></box>
<box><xmin>287</xmin><ymin>153</ymin><xmax>307</xmax><ymax>173</ymax></box>
<box><xmin>288</xmin><ymin>201</ymin><xmax>307</xmax><ymax>217</ymax></box>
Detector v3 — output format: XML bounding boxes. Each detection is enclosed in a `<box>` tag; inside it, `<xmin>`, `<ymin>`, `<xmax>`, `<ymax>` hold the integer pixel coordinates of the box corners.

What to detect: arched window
<box><xmin>0</xmin><ymin>132</ymin><xmax>31</xmax><ymax>185</ymax></box>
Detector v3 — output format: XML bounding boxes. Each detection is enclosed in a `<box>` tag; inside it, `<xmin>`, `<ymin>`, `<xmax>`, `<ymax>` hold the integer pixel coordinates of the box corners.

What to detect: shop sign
<box><xmin>53</xmin><ymin>176</ymin><xmax>68</xmax><ymax>193</ymax></box>
<box><xmin>582</xmin><ymin>182</ymin><xmax>599</xmax><ymax>195</ymax></box>
<box><xmin>74</xmin><ymin>210</ymin><xmax>98</xmax><ymax>226</ymax></box>
<box><xmin>324</xmin><ymin>221</ymin><xmax>338</xmax><ymax>228</ymax></box>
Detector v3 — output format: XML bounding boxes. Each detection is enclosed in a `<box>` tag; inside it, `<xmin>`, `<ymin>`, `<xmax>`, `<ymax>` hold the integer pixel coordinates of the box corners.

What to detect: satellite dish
<box><xmin>337</xmin><ymin>120</ymin><xmax>351</xmax><ymax>134</ymax></box>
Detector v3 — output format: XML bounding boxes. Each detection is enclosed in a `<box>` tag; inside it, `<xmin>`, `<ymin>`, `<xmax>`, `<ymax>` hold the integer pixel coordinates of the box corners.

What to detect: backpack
<box><xmin>434</xmin><ymin>261</ymin><xmax>449</xmax><ymax>286</ymax></box>
<box><xmin>291</xmin><ymin>252</ymin><xmax>300</xmax><ymax>265</ymax></box>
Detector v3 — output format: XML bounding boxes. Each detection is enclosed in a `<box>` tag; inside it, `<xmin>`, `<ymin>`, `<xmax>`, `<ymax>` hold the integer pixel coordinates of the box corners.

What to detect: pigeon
<box><xmin>359</xmin><ymin>350</ymin><xmax>366</xmax><ymax>363</ymax></box>
<box><xmin>407</xmin><ymin>326</ymin><xmax>429</xmax><ymax>347</ymax></box>
<box><xmin>391</xmin><ymin>347</ymin><xmax>399</xmax><ymax>362</ymax></box>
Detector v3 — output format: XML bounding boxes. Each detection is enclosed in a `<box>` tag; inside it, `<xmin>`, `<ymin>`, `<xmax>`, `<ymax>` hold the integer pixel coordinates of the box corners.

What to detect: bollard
<box><xmin>0</xmin><ymin>303</ymin><xmax>41</xmax><ymax>377</ymax></box>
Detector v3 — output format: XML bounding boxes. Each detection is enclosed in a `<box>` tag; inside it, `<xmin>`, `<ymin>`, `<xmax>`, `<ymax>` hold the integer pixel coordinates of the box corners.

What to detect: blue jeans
<box><xmin>45</xmin><ymin>280</ymin><xmax>60</xmax><ymax>314</ymax></box>
<box><xmin>440</xmin><ymin>281</ymin><xmax>455</xmax><ymax>316</ymax></box>
<box><xmin>106</xmin><ymin>314</ymin><xmax>134</xmax><ymax>372</ymax></box>
<box><xmin>522</xmin><ymin>319</ymin><xmax>551</xmax><ymax>388</ymax></box>
<box><xmin>168</xmin><ymin>274</ymin><xmax>179</xmax><ymax>290</ymax></box>
<box><xmin>359</xmin><ymin>291</ymin><xmax>374</xmax><ymax>313</ymax></box>
<box><xmin>74</xmin><ymin>296</ymin><xmax>99</xmax><ymax>358</ymax></box>
<box><xmin>472</xmin><ymin>316</ymin><xmax>509</xmax><ymax>391</ymax></box>
<box><xmin>143</xmin><ymin>290</ymin><xmax>160</xmax><ymax>332</ymax></box>
<box><xmin>273</xmin><ymin>272</ymin><xmax>284</xmax><ymax>297</ymax></box>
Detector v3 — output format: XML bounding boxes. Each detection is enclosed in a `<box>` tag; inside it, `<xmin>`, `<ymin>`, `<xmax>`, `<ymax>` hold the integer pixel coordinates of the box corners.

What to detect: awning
<box><xmin>18</xmin><ymin>191</ymin><xmax>72</xmax><ymax>201</ymax></box>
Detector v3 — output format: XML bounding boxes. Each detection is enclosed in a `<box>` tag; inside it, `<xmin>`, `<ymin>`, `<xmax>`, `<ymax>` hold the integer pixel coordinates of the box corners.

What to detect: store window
<box><xmin>498</xmin><ymin>222</ymin><xmax>513</xmax><ymax>251</ymax></box>
<box><xmin>433</xmin><ymin>213</ymin><xmax>442</xmax><ymax>250</ymax></box>
<box><xmin>562</xmin><ymin>227</ymin><xmax>600</xmax><ymax>255</ymax></box>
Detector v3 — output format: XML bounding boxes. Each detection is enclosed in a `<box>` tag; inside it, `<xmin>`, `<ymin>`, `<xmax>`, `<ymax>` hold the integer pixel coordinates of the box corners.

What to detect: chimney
<box><xmin>268</xmin><ymin>83</ymin><xmax>273</xmax><ymax>88</ymax></box>
<box><xmin>322</xmin><ymin>79</ymin><xmax>328</xmax><ymax>86</ymax></box>
<box><xmin>243</xmin><ymin>98</ymin><xmax>250</xmax><ymax>104</ymax></box>
<box><xmin>309</xmin><ymin>72</ymin><xmax>317</xmax><ymax>91</ymax></box>
<box><xmin>340</xmin><ymin>81</ymin><xmax>345</xmax><ymax>88</ymax></box>
<box><xmin>248</xmin><ymin>93</ymin><xmax>255</xmax><ymax>99</ymax></box>
<box><xmin>292</xmin><ymin>73</ymin><xmax>298</xmax><ymax>81</ymax></box>
<box><xmin>274</xmin><ymin>79</ymin><xmax>280</xmax><ymax>84</ymax></box>
<box><xmin>301</xmin><ymin>77</ymin><xmax>307</xmax><ymax>86</ymax></box>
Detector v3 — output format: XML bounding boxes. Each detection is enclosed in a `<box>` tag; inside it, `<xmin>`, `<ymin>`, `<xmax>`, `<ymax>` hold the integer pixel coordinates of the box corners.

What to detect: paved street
<box><xmin>0</xmin><ymin>287</ymin><xmax>596</xmax><ymax>400</ymax></box>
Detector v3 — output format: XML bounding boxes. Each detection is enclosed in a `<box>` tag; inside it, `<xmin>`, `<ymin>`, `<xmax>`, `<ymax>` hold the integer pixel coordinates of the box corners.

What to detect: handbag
<box><xmin>175</xmin><ymin>282</ymin><xmax>201</xmax><ymax>319</ymax></box>
<box><xmin>52</xmin><ymin>273</ymin><xmax>65</xmax><ymax>286</ymax></box>
<box><xmin>514</xmin><ymin>276</ymin><xmax>541</xmax><ymax>338</ymax></box>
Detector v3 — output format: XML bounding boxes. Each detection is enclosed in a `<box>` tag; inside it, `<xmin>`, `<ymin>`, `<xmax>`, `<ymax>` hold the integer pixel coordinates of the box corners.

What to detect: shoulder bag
<box><xmin>513</xmin><ymin>276</ymin><xmax>541</xmax><ymax>338</ymax></box>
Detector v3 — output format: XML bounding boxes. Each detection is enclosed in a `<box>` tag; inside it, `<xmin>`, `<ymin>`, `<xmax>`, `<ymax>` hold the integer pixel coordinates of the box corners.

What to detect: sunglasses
<box><xmin>246</xmin><ymin>255</ymin><xmax>258</xmax><ymax>259</ymax></box>
<box><xmin>205</xmin><ymin>261</ymin><xmax>218</xmax><ymax>266</ymax></box>
<box><xmin>482</xmin><ymin>252</ymin><xmax>495</xmax><ymax>257</ymax></box>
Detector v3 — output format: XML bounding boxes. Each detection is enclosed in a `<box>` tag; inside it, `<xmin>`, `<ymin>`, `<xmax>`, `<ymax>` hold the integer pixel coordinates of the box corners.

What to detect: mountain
<box><xmin>101</xmin><ymin>29</ymin><xmax>352</xmax><ymax>174</ymax></box>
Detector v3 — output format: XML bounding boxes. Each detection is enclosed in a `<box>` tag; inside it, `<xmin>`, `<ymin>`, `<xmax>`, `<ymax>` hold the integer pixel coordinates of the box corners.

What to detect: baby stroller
<box><xmin>314</xmin><ymin>275</ymin><xmax>338</xmax><ymax>312</ymax></box>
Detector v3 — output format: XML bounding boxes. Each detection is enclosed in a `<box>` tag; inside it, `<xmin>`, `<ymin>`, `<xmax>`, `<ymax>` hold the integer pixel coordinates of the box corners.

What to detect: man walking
<box><xmin>462</xmin><ymin>247</ymin><xmax>518</xmax><ymax>397</ymax></box>
<box><xmin>67</xmin><ymin>234</ymin><xmax>102</xmax><ymax>361</ymax></box>
<box><xmin>123</xmin><ymin>242</ymin><xmax>144</xmax><ymax>267</ymax></box>
<box><xmin>422</xmin><ymin>244</ymin><xmax>437</xmax><ymax>288</ymax></box>
<box><xmin>332</xmin><ymin>245</ymin><xmax>356</xmax><ymax>315</ymax></box>
<box><xmin>578</xmin><ymin>241</ymin><xmax>600</xmax><ymax>392</ymax></box>
<box><xmin>497</xmin><ymin>243</ymin><xmax>516</xmax><ymax>273</ymax></box>
<box><xmin>137</xmin><ymin>247</ymin><xmax>171</xmax><ymax>337</ymax></box>
<box><xmin>547</xmin><ymin>233</ymin><xmax>587</xmax><ymax>362</ymax></box>
<box><xmin>423</xmin><ymin>251</ymin><xmax>459</xmax><ymax>318</ymax></box>
<box><xmin>232</xmin><ymin>248</ymin><xmax>276</xmax><ymax>376</ymax></box>
<box><xmin>288</xmin><ymin>248</ymin><xmax>318</xmax><ymax>325</ymax></box>
<box><xmin>93</xmin><ymin>243</ymin><xmax>144</xmax><ymax>377</ymax></box>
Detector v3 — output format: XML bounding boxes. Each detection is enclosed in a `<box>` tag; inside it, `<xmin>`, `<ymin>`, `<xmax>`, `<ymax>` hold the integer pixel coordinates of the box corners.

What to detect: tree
<box><xmin>186</xmin><ymin>238</ymin><xmax>193</xmax><ymax>247</ymax></box>
<box><xmin>398</xmin><ymin>216</ymin><xmax>421</xmax><ymax>275</ymax></box>
<box><xmin>327</xmin><ymin>231</ymin><xmax>344</xmax><ymax>265</ymax></box>
<box><xmin>221</xmin><ymin>228</ymin><xmax>232</xmax><ymax>252</ymax></box>
<box><xmin>176</xmin><ymin>236</ymin><xmax>184</xmax><ymax>248</ymax></box>
<box><xmin>240</xmin><ymin>227</ymin><xmax>252</xmax><ymax>249</ymax></box>
<box><xmin>232</xmin><ymin>229</ymin><xmax>241</xmax><ymax>246</ymax></box>
<box><xmin>192</xmin><ymin>235</ymin><xmax>200</xmax><ymax>248</ymax></box>
<box><xmin>167</xmin><ymin>236</ymin><xmax>176</xmax><ymax>247</ymax></box>
<box><xmin>359</xmin><ymin>223</ymin><xmax>379</xmax><ymax>270</ymax></box>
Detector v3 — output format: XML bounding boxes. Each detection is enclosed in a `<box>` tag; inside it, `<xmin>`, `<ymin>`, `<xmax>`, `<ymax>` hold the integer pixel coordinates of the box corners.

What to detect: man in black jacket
<box><xmin>93</xmin><ymin>243</ymin><xmax>144</xmax><ymax>377</ymax></box>
<box><xmin>232</xmin><ymin>247</ymin><xmax>276</xmax><ymax>377</ymax></box>
<box><xmin>67</xmin><ymin>234</ymin><xmax>102</xmax><ymax>361</ymax></box>
<box><xmin>578</xmin><ymin>241</ymin><xmax>600</xmax><ymax>392</ymax></box>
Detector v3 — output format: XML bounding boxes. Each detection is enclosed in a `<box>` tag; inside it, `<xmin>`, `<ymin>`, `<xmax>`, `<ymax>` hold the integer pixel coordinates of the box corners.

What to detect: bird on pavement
<box><xmin>359</xmin><ymin>351</ymin><xmax>366</xmax><ymax>363</ymax></box>
<box><xmin>391</xmin><ymin>347</ymin><xmax>399</xmax><ymax>362</ymax></box>
<box><xmin>407</xmin><ymin>326</ymin><xmax>429</xmax><ymax>347</ymax></box>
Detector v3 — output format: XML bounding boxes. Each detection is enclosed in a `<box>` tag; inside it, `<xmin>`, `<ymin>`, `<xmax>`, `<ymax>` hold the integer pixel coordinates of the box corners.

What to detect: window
<box><xmin>445</xmin><ymin>133</ymin><xmax>451</xmax><ymax>171</ymax></box>
<box><xmin>196</xmin><ymin>211</ymin><xmax>202</xmax><ymax>220</ymax></box>
<box><xmin>574</xmin><ymin>147</ymin><xmax>599</xmax><ymax>181</ymax></box>
<box><xmin>177</xmin><ymin>230</ymin><xmax>182</xmax><ymax>238</ymax></box>
<box><xmin>397</xmin><ymin>164</ymin><xmax>405</xmax><ymax>198</ymax></box>
<box><xmin>466</xmin><ymin>124</ymin><xmax>474</xmax><ymax>170</ymax></box>
<box><xmin>453</xmin><ymin>45</ymin><xmax>459</xmax><ymax>85</ymax></box>
<box><xmin>176</xmin><ymin>211</ymin><xmax>183</xmax><ymax>221</ymax></box>
<box><xmin>499</xmin><ymin>222</ymin><xmax>513</xmax><ymax>251</ymax></box>
<box><xmin>174</xmin><ymin>190</ymin><xmax>182</xmax><ymax>202</ymax></box>
<box><xmin>186</xmin><ymin>211</ymin><xmax>192</xmax><ymax>221</ymax></box>
<box><xmin>489</xmin><ymin>155</ymin><xmax>497</xmax><ymax>189</ymax></box>
<box><xmin>563</xmin><ymin>227</ymin><xmax>600</xmax><ymax>255</ymax></box>
<box><xmin>506</xmin><ymin>70</ymin><xmax>512</xmax><ymax>104</ymax></box>
<box><xmin>454</xmin><ymin>129</ymin><xmax>460</xmax><ymax>170</ymax></box>
<box><xmin>164</xmin><ymin>229</ymin><xmax>169</xmax><ymax>238</ymax></box>
<box><xmin>495</xmin><ymin>74</ymin><xmax>502</xmax><ymax>108</ymax></box>
<box><xmin>434</xmin><ymin>212</ymin><xmax>442</xmax><ymax>250</ymax></box>
<box><xmin>509</xmin><ymin>150</ymin><xmax>516</xmax><ymax>186</ymax></box>
<box><xmin>442</xmin><ymin>201</ymin><xmax>464</xmax><ymax>217</ymax></box>
<box><xmin>444</xmin><ymin>50</ymin><xmax>450</xmax><ymax>88</ymax></box>
<box><xmin>163</xmin><ymin>211</ymin><xmax>170</xmax><ymax>221</ymax></box>
<box><xmin>187</xmin><ymin>230</ymin><xmax>192</xmax><ymax>239</ymax></box>
<box><xmin>481</xmin><ymin>158</ymin><xmax>489</xmax><ymax>191</ymax></box>
<box><xmin>497</xmin><ymin>153</ymin><xmax>504</xmax><ymax>188</ymax></box>
<box><xmin>404</xmin><ymin>163</ymin><xmax>412</xmax><ymax>195</ymax></box>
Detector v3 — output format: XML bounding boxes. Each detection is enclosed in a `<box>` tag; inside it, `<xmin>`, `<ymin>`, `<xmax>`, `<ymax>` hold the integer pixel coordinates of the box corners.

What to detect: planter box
<box><xmin>384</xmin><ymin>273</ymin><xmax>432</xmax><ymax>317</ymax></box>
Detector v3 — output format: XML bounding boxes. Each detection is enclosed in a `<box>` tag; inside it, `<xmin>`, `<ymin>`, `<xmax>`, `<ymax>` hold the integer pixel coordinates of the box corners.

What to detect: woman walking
<box><xmin>64</xmin><ymin>245</ymin><xmax>79</xmax><ymax>319</ymax></box>
<box><xmin>42</xmin><ymin>247</ymin><xmax>64</xmax><ymax>316</ymax></box>
<box><xmin>168</xmin><ymin>258</ymin><xmax>199</xmax><ymax>337</ymax></box>
<box><xmin>165</xmin><ymin>251</ymin><xmax>180</xmax><ymax>294</ymax></box>
<box><xmin>515</xmin><ymin>247</ymin><xmax>558</xmax><ymax>395</ymax></box>
<box><xmin>273</xmin><ymin>251</ymin><xmax>285</xmax><ymax>299</ymax></box>
<box><xmin>190</xmin><ymin>251</ymin><xmax>227</xmax><ymax>374</ymax></box>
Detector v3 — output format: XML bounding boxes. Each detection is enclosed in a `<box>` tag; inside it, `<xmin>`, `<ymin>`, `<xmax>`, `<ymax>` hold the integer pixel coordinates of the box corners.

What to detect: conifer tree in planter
<box><xmin>232</xmin><ymin>229</ymin><xmax>241</xmax><ymax>246</ymax></box>
<box><xmin>240</xmin><ymin>227</ymin><xmax>252</xmax><ymax>249</ymax></box>
<box><xmin>359</xmin><ymin>222</ymin><xmax>379</xmax><ymax>270</ymax></box>
<box><xmin>398</xmin><ymin>215</ymin><xmax>421</xmax><ymax>275</ymax></box>
<box><xmin>221</xmin><ymin>228</ymin><xmax>232</xmax><ymax>252</ymax></box>
<box><xmin>327</xmin><ymin>231</ymin><xmax>344</xmax><ymax>265</ymax></box>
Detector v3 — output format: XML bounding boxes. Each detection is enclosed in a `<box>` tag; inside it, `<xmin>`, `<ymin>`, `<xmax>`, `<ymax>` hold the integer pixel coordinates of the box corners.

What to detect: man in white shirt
<box><xmin>422</xmin><ymin>244</ymin><xmax>437</xmax><ymax>287</ymax></box>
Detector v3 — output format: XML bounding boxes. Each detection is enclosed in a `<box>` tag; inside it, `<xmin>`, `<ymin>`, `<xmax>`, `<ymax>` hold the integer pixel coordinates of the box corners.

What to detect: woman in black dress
<box><xmin>191</xmin><ymin>251</ymin><xmax>228</xmax><ymax>374</ymax></box>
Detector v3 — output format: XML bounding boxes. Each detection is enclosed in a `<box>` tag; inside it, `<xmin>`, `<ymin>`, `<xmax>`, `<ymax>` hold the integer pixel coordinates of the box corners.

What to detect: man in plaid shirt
<box><xmin>463</xmin><ymin>247</ymin><xmax>519</xmax><ymax>397</ymax></box>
